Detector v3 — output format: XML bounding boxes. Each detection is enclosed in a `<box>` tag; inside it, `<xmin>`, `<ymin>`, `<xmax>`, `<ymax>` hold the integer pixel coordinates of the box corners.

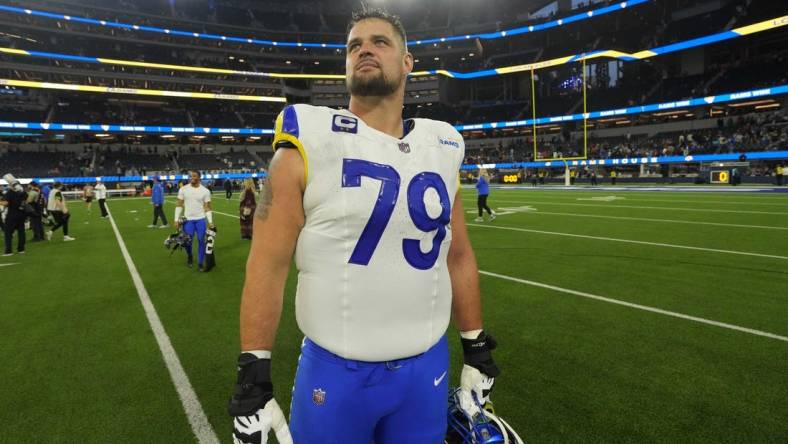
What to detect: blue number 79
<box><xmin>342</xmin><ymin>158</ymin><xmax>451</xmax><ymax>270</ymax></box>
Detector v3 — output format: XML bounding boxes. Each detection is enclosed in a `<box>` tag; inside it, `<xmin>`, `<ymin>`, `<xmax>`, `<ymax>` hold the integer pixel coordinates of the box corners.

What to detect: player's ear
<box><xmin>403</xmin><ymin>51</ymin><xmax>414</xmax><ymax>75</ymax></box>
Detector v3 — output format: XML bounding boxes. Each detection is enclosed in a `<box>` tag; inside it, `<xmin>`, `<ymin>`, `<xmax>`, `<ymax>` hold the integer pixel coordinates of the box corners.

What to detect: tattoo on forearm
<box><xmin>255</xmin><ymin>180</ymin><xmax>273</xmax><ymax>220</ymax></box>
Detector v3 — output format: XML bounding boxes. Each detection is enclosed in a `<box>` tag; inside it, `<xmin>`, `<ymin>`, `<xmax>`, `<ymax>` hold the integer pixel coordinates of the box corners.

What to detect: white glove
<box><xmin>459</xmin><ymin>330</ymin><xmax>499</xmax><ymax>417</ymax></box>
<box><xmin>459</xmin><ymin>364</ymin><xmax>496</xmax><ymax>417</ymax></box>
<box><xmin>232</xmin><ymin>399</ymin><xmax>292</xmax><ymax>444</ymax></box>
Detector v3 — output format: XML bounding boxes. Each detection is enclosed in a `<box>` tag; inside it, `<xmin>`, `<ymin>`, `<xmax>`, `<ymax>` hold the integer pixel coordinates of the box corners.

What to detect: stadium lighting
<box><xmin>728</xmin><ymin>99</ymin><xmax>774</xmax><ymax>107</ymax></box>
<box><xmin>0</xmin><ymin>1</ymin><xmax>652</xmax><ymax>49</ymax></box>
<box><xmin>0</xmin><ymin>78</ymin><xmax>287</xmax><ymax>102</ymax></box>
<box><xmin>4</xmin><ymin>14</ymin><xmax>786</xmax><ymax>82</ymax></box>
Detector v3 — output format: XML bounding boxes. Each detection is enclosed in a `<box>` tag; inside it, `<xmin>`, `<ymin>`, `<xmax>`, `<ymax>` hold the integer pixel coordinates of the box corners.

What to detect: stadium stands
<box><xmin>0</xmin><ymin>0</ymin><xmax>786</xmax><ymax>180</ymax></box>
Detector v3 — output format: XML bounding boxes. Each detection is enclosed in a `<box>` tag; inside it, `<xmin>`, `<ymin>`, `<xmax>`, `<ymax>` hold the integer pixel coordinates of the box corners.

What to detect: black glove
<box><xmin>461</xmin><ymin>330</ymin><xmax>500</xmax><ymax>378</ymax></box>
<box><xmin>228</xmin><ymin>353</ymin><xmax>291</xmax><ymax>444</ymax></box>
<box><xmin>229</xmin><ymin>353</ymin><xmax>273</xmax><ymax>416</ymax></box>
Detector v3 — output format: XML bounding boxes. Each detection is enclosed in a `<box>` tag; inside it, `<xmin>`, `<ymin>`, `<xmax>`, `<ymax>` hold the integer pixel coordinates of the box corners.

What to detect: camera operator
<box><xmin>1</xmin><ymin>174</ymin><xmax>27</xmax><ymax>256</ymax></box>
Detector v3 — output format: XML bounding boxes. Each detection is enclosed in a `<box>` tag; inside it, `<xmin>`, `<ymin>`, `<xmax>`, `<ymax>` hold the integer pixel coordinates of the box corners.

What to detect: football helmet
<box><xmin>164</xmin><ymin>230</ymin><xmax>192</xmax><ymax>254</ymax></box>
<box><xmin>446</xmin><ymin>388</ymin><xmax>524</xmax><ymax>444</ymax></box>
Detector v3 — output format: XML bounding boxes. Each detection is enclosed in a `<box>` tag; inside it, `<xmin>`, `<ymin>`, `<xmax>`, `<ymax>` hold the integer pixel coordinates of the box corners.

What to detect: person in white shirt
<box><xmin>46</xmin><ymin>182</ymin><xmax>75</xmax><ymax>241</ymax></box>
<box><xmin>174</xmin><ymin>171</ymin><xmax>213</xmax><ymax>271</ymax></box>
<box><xmin>94</xmin><ymin>182</ymin><xmax>108</xmax><ymax>218</ymax></box>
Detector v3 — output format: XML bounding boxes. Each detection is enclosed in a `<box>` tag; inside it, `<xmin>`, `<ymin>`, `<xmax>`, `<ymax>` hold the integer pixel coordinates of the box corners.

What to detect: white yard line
<box><xmin>214</xmin><ymin>210</ymin><xmax>240</xmax><ymax>219</ymax></box>
<box><xmin>467</xmin><ymin>223</ymin><xmax>788</xmax><ymax>260</ymax></box>
<box><xmin>480</xmin><ymin>270</ymin><xmax>788</xmax><ymax>343</ymax></box>
<box><xmin>492</xmin><ymin>195</ymin><xmax>788</xmax><ymax>206</ymax></box>
<box><xmin>106</xmin><ymin>203</ymin><xmax>219</xmax><ymax>444</ymax></box>
<box><xmin>478</xmin><ymin>208</ymin><xmax>788</xmax><ymax>231</ymax></box>
<box><xmin>490</xmin><ymin>192</ymin><xmax>788</xmax><ymax>206</ymax></box>
<box><xmin>462</xmin><ymin>197</ymin><xmax>788</xmax><ymax>215</ymax></box>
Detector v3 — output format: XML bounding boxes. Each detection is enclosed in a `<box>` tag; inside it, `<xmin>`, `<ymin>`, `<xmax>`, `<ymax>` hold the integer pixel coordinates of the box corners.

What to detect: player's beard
<box><xmin>347</xmin><ymin>69</ymin><xmax>401</xmax><ymax>97</ymax></box>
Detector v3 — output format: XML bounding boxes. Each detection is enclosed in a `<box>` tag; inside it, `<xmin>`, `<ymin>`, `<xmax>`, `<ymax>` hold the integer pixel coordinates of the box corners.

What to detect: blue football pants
<box><xmin>182</xmin><ymin>218</ymin><xmax>206</xmax><ymax>265</ymax></box>
<box><xmin>289</xmin><ymin>336</ymin><xmax>449</xmax><ymax>444</ymax></box>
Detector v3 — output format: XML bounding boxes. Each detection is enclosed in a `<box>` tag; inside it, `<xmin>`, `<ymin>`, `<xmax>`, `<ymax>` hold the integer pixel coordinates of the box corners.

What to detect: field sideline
<box><xmin>2</xmin><ymin>187</ymin><xmax>787</xmax><ymax>443</ymax></box>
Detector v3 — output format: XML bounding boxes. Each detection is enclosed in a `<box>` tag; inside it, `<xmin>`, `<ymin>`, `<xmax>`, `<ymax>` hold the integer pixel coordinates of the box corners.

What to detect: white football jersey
<box><xmin>94</xmin><ymin>183</ymin><xmax>107</xmax><ymax>200</ymax></box>
<box><xmin>274</xmin><ymin>104</ymin><xmax>465</xmax><ymax>361</ymax></box>
<box><xmin>177</xmin><ymin>184</ymin><xmax>211</xmax><ymax>220</ymax></box>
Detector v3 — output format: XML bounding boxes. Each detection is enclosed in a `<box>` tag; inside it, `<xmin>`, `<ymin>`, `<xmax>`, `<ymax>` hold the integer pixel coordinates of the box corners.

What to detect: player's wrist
<box><xmin>228</xmin><ymin>352</ymin><xmax>274</xmax><ymax>417</ymax></box>
<box><xmin>460</xmin><ymin>330</ymin><xmax>500</xmax><ymax>377</ymax></box>
<box><xmin>459</xmin><ymin>329</ymin><xmax>484</xmax><ymax>340</ymax></box>
<box><xmin>243</xmin><ymin>349</ymin><xmax>271</xmax><ymax>359</ymax></box>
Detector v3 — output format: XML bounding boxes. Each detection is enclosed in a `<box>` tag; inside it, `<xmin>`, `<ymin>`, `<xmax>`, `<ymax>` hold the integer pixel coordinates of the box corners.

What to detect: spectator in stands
<box><xmin>95</xmin><ymin>181</ymin><xmax>108</xmax><ymax>218</ymax></box>
<box><xmin>149</xmin><ymin>178</ymin><xmax>168</xmax><ymax>228</ymax></box>
<box><xmin>26</xmin><ymin>182</ymin><xmax>45</xmax><ymax>242</ymax></box>
<box><xmin>46</xmin><ymin>182</ymin><xmax>75</xmax><ymax>242</ymax></box>
<box><xmin>1</xmin><ymin>174</ymin><xmax>27</xmax><ymax>256</ymax></box>
<box><xmin>239</xmin><ymin>179</ymin><xmax>256</xmax><ymax>240</ymax></box>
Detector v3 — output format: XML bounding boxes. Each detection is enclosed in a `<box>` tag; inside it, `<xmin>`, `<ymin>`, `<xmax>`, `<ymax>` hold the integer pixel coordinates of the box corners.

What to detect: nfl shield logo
<box><xmin>312</xmin><ymin>388</ymin><xmax>326</xmax><ymax>406</ymax></box>
<box><xmin>398</xmin><ymin>142</ymin><xmax>411</xmax><ymax>153</ymax></box>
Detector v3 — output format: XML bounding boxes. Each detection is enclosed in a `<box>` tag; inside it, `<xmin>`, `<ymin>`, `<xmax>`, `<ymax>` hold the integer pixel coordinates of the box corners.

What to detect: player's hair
<box><xmin>347</xmin><ymin>6</ymin><xmax>407</xmax><ymax>51</ymax></box>
<box><xmin>190</xmin><ymin>170</ymin><xmax>201</xmax><ymax>178</ymax></box>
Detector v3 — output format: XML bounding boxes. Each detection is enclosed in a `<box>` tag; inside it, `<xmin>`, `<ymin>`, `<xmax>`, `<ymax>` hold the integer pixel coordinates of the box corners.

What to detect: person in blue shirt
<box><xmin>41</xmin><ymin>184</ymin><xmax>51</xmax><ymax>206</ymax></box>
<box><xmin>475</xmin><ymin>169</ymin><xmax>495</xmax><ymax>222</ymax></box>
<box><xmin>148</xmin><ymin>178</ymin><xmax>168</xmax><ymax>228</ymax></box>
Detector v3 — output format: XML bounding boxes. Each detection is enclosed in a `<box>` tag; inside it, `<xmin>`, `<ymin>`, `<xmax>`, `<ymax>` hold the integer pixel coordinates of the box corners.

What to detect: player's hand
<box><xmin>229</xmin><ymin>353</ymin><xmax>292</xmax><ymax>444</ymax></box>
<box><xmin>459</xmin><ymin>331</ymin><xmax>500</xmax><ymax>416</ymax></box>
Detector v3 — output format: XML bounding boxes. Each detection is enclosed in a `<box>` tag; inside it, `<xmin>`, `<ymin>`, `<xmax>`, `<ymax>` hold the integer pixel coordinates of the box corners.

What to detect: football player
<box><xmin>173</xmin><ymin>171</ymin><xmax>214</xmax><ymax>271</ymax></box>
<box><xmin>229</xmin><ymin>7</ymin><xmax>500</xmax><ymax>444</ymax></box>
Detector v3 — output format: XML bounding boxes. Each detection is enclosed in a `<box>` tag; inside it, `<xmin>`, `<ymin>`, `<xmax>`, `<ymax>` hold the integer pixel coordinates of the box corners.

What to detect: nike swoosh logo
<box><xmin>434</xmin><ymin>371</ymin><xmax>447</xmax><ymax>386</ymax></box>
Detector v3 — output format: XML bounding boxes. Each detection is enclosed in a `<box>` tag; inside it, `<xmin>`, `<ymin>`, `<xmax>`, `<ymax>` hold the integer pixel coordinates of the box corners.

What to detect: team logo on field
<box><xmin>332</xmin><ymin>115</ymin><xmax>358</xmax><ymax>134</ymax></box>
<box><xmin>398</xmin><ymin>142</ymin><xmax>411</xmax><ymax>153</ymax></box>
<box><xmin>312</xmin><ymin>388</ymin><xmax>326</xmax><ymax>406</ymax></box>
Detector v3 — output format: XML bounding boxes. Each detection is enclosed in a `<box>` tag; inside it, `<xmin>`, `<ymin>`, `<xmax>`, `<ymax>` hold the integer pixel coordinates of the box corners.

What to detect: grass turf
<box><xmin>1</xmin><ymin>187</ymin><xmax>786</xmax><ymax>443</ymax></box>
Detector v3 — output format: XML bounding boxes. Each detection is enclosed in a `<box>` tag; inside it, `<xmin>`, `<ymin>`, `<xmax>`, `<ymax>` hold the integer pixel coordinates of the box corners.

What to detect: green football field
<box><xmin>2</xmin><ymin>186</ymin><xmax>787</xmax><ymax>443</ymax></box>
